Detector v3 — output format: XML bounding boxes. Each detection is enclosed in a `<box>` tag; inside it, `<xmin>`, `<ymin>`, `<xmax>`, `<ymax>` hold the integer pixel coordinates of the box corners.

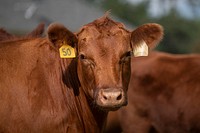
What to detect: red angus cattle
<box><xmin>105</xmin><ymin>110</ymin><xmax>122</xmax><ymax>133</ymax></box>
<box><xmin>0</xmin><ymin>29</ymin><xmax>14</xmax><ymax>41</ymax></box>
<box><xmin>113</xmin><ymin>51</ymin><xmax>200</xmax><ymax>133</ymax></box>
<box><xmin>0</xmin><ymin>23</ymin><xmax>45</xmax><ymax>41</ymax></box>
<box><xmin>0</xmin><ymin>15</ymin><xmax>163</xmax><ymax>133</ymax></box>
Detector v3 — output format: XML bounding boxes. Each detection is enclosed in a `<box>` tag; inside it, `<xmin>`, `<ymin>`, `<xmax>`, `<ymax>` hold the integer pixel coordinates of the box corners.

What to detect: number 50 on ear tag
<box><xmin>59</xmin><ymin>45</ymin><xmax>76</xmax><ymax>58</ymax></box>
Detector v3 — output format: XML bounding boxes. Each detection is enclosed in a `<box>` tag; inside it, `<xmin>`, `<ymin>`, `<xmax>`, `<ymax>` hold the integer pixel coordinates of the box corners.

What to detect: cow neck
<box><xmin>61</xmin><ymin>58</ymin><xmax>108</xmax><ymax>133</ymax></box>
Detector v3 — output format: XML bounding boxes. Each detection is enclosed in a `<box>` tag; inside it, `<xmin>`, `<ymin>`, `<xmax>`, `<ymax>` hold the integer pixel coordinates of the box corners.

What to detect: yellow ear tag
<box><xmin>59</xmin><ymin>44</ymin><xmax>76</xmax><ymax>58</ymax></box>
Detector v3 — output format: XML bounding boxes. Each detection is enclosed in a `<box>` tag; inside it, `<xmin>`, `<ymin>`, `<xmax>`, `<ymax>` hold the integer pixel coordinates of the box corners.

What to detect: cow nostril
<box><xmin>103</xmin><ymin>95</ymin><xmax>108</xmax><ymax>100</ymax></box>
<box><xmin>102</xmin><ymin>92</ymin><xmax>122</xmax><ymax>101</ymax></box>
<box><xmin>97</xmin><ymin>88</ymin><xmax>126</xmax><ymax>109</ymax></box>
<box><xmin>116</xmin><ymin>93</ymin><xmax>122</xmax><ymax>100</ymax></box>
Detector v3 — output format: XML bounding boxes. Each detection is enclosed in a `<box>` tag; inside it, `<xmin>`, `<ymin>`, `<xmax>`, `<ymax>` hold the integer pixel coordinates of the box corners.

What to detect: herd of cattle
<box><xmin>0</xmin><ymin>14</ymin><xmax>199</xmax><ymax>133</ymax></box>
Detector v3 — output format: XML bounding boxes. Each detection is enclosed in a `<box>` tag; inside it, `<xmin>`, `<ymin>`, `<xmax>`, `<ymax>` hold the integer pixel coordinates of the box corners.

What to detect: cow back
<box><xmin>119</xmin><ymin>51</ymin><xmax>200</xmax><ymax>133</ymax></box>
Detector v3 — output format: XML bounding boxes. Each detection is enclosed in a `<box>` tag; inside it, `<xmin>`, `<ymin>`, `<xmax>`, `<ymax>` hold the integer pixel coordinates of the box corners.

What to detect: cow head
<box><xmin>47</xmin><ymin>15</ymin><xmax>163</xmax><ymax>111</ymax></box>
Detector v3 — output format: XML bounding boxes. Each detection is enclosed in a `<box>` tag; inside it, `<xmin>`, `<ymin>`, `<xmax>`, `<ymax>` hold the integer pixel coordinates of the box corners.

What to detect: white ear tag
<box><xmin>133</xmin><ymin>40</ymin><xmax>148</xmax><ymax>57</ymax></box>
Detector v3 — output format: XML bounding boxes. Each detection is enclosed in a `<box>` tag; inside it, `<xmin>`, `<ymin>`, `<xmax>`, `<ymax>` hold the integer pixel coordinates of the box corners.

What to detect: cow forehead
<box><xmin>78</xmin><ymin>18</ymin><xmax>129</xmax><ymax>38</ymax></box>
<box><xmin>77</xmin><ymin>28</ymin><xmax>131</xmax><ymax>58</ymax></box>
<box><xmin>77</xmin><ymin>17</ymin><xmax>131</xmax><ymax>54</ymax></box>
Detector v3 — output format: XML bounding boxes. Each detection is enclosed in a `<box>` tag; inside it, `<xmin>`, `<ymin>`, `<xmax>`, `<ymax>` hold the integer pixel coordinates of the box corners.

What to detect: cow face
<box><xmin>47</xmin><ymin>16</ymin><xmax>163</xmax><ymax>111</ymax></box>
<box><xmin>76</xmin><ymin>18</ymin><xmax>132</xmax><ymax>111</ymax></box>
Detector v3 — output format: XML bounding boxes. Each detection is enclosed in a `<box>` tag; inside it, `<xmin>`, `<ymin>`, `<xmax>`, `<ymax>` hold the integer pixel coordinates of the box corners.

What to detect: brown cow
<box><xmin>111</xmin><ymin>51</ymin><xmax>200</xmax><ymax>133</ymax></box>
<box><xmin>0</xmin><ymin>23</ymin><xmax>45</xmax><ymax>41</ymax></box>
<box><xmin>0</xmin><ymin>15</ymin><xmax>163</xmax><ymax>133</ymax></box>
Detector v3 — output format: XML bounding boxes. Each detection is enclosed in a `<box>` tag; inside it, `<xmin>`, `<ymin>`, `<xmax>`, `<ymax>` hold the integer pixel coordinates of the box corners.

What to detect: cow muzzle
<box><xmin>95</xmin><ymin>88</ymin><xmax>127</xmax><ymax>111</ymax></box>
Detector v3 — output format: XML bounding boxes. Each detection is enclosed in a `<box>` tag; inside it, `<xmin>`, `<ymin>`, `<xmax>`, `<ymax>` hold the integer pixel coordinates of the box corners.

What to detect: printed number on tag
<box><xmin>59</xmin><ymin>45</ymin><xmax>76</xmax><ymax>58</ymax></box>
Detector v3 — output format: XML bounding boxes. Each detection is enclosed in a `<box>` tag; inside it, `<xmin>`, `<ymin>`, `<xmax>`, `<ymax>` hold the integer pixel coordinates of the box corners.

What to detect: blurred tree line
<box><xmin>86</xmin><ymin>0</ymin><xmax>200</xmax><ymax>54</ymax></box>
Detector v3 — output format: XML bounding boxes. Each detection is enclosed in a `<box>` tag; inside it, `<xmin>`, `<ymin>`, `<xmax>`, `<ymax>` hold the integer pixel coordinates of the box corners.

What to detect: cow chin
<box><xmin>94</xmin><ymin>88</ymin><xmax>127</xmax><ymax>111</ymax></box>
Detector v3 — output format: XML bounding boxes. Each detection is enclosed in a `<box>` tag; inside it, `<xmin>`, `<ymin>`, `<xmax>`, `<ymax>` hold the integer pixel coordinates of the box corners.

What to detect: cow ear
<box><xmin>27</xmin><ymin>23</ymin><xmax>45</xmax><ymax>38</ymax></box>
<box><xmin>131</xmin><ymin>23</ymin><xmax>163</xmax><ymax>57</ymax></box>
<box><xmin>47</xmin><ymin>23</ymin><xmax>77</xmax><ymax>48</ymax></box>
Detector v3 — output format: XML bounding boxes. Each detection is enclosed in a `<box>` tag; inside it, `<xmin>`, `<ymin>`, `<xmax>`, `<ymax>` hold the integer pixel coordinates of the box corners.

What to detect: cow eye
<box><xmin>79</xmin><ymin>54</ymin><xmax>95</xmax><ymax>67</ymax></box>
<box><xmin>125</xmin><ymin>51</ymin><xmax>133</xmax><ymax>57</ymax></box>
<box><xmin>79</xmin><ymin>54</ymin><xmax>86</xmax><ymax>60</ymax></box>
<box><xmin>119</xmin><ymin>51</ymin><xmax>133</xmax><ymax>64</ymax></box>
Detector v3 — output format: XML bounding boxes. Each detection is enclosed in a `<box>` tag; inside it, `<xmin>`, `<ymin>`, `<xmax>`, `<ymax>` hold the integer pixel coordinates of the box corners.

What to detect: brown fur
<box><xmin>0</xmin><ymin>28</ymin><xmax>14</xmax><ymax>41</ymax></box>
<box><xmin>26</xmin><ymin>23</ymin><xmax>45</xmax><ymax>38</ymax></box>
<box><xmin>131</xmin><ymin>24</ymin><xmax>163</xmax><ymax>49</ymax></box>
<box><xmin>108</xmin><ymin>51</ymin><xmax>200</xmax><ymax>133</ymax></box>
<box><xmin>0</xmin><ymin>16</ymin><xmax>163</xmax><ymax>133</ymax></box>
<box><xmin>0</xmin><ymin>23</ymin><xmax>45</xmax><ymax>42</ymax></box>
<box><xmin>105</xmin><ymin>111</ymin><xmax>122</xmax><ymax>133</ymax></box>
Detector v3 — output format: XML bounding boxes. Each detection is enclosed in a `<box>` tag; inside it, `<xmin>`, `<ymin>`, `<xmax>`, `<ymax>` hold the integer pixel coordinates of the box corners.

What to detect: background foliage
<box><xmin>86</xmin><ymin>0</ymin><xmax>200</xmax><ymax>54</ymax></box>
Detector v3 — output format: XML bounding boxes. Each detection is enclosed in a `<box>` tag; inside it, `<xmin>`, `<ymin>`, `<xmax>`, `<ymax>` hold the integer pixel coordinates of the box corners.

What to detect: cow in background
<box><xmin>0</xmin><ymin>15</ymin><xmax>163</xmax><ymax>133</ymax></box>
<box><xmin>106</xmin><ymin>51</ymin><xmax>200</xmax><ymax>133</ymax></box>
<box><xmin>0</xmin><ymin>23</ymin><xmax>45</xmax><ymax>41</ymax></box>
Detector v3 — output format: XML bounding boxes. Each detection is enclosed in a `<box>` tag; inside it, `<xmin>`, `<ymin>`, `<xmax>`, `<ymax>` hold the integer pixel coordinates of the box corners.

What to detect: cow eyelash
<box><xmin>119</xmin><ymin>51</ymin><xmax>133</xmax><ymax>64</ymax></box>
<box><xmin>125</xmin><ymin>51</ymin><xmax>133</xmax><ymax>57</ymax></box>
<box><xmin>79</xmin><ymin>54</ymin><xmax>86</xmax><ymax>60</ymax></box>
<box><xmin>79</xmin><ymin>54</ymin><xmax>96</xmax><ymax>67</ymax></box>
